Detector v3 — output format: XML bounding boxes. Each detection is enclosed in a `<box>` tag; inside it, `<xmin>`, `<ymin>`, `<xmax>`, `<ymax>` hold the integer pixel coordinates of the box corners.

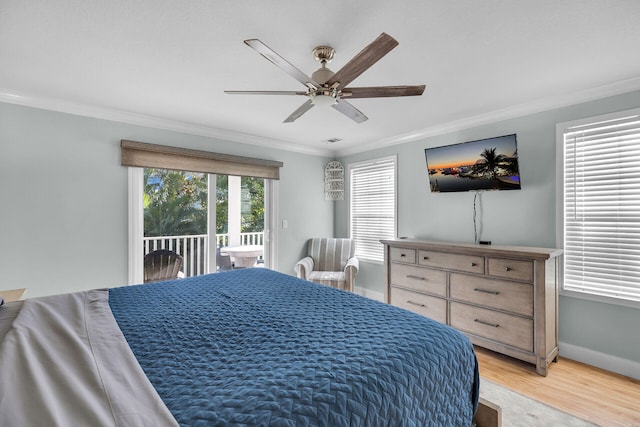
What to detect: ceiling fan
<box><xmin>225</xmin><ymin>32</ymin><xmax>425</xmax><ymax>124</ymax></box>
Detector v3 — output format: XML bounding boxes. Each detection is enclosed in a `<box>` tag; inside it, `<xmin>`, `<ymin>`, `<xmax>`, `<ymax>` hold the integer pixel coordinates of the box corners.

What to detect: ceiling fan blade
<box><xmin>324</xmin><ymin>33</ymin><xmax>399</xmax><ymax>90</ymax></box>
<box><xmin>342</xmin><ymin>85</ymin><xmax>426</xmax><ymax>98</ymax></box>
<box><xmin>225</xmin><ymin>90</ymin><xmax>307</xmax><ymax>95</ymax></box>
<box><xmin>244</xmin><ymin>39</ymin><xmax>320</xmax><ymax>89</ymax></box>
<box><xmin>284</xmin><ymin>99</ymin><xmax>314</xmax><ymax>123</ymax></box>
<box><xmin>332</xmin><ymin>99</ymin><xmax>368</xmax><ymax>123</ymax></box>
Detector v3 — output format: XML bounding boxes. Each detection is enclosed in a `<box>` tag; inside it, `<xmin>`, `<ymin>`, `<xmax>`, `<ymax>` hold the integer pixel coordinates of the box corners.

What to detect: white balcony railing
<box><xmin>143</xmin><ymin>232</ymin><xmax>264</xmax><ymax>278</ymax></box>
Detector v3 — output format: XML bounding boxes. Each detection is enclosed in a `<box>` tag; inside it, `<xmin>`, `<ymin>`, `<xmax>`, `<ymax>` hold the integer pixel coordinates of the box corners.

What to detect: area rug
<box><xmin>480</xmin><ymin>379</ymin><xmax>599</xmax><ymax>426</ymax></box>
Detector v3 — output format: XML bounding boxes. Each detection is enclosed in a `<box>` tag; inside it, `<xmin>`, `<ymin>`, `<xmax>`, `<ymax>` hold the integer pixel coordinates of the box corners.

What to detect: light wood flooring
<box><xmin>475</xmin><ymin>346</ymin><xmax>640</xmax><ymax>427</ymax></box>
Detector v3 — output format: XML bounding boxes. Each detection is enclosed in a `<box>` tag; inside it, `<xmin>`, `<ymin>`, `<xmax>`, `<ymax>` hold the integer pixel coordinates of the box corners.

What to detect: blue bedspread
<box><xmin>109</xmin><ymin>269</ymin><xmax>479</xmax><ymax>426</ymax></box>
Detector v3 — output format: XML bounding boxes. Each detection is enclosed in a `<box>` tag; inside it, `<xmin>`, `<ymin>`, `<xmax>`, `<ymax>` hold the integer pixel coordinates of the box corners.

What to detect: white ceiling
<box><xmin>2</xmin><ymin>0</ymin><xmax>640</xmax><ymax>157</ymax></box>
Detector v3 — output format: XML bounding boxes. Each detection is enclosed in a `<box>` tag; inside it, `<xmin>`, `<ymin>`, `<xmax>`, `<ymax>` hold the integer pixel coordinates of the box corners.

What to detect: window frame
<box><xmin>556</xmin><ymin>107</ymin><xmax>640</xmax><ymax>309</ymax></box>
<box><xmin>348</xmin><ymin>155</ymin><xmax>398</xmax><ymax>264</ymax></box>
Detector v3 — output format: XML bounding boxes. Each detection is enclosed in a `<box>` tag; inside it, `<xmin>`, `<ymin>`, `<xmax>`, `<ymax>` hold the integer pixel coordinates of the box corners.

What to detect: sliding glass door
<box><xmin>128</xmin><ymin>167</ymin><xmax>274</xmax><ymax>283</ymax></box>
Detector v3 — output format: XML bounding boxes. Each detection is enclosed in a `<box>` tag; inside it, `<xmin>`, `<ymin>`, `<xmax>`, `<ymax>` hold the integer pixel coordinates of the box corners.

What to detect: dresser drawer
<box><xmin>391</xmin><ymin>287</ymin><xmax>447</xmax><ymax>324</ymax></box>
<box><xmin>418</xmin><ymin>250</ymin><xmax>485</xmax><ymax>274</ymax></box>
<box><xmin>487</xmin><ymin>258</ymin><xmax>533</xmax><ymax>282</ymax></box>
<box><xmin>390</xmin><ymin>247</ymin><xmax>416</xmax><ymax>264</ymax></box>
<box><xmin>390</xmin><ymin>263</ymin><xmax>446</xmax><ymax>296</ymax></box>
<box><xmin>450</xmin><ymin>273</ymin><xmax>533</xmax><ymax>317</ymax></box>
<box><xmin>450</xmin><ymin>302</ymin><xmax>533</xmax><ymax>352</ymax></box>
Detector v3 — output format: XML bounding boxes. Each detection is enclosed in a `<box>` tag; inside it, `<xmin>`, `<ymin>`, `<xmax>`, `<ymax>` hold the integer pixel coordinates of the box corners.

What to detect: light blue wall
<box><xmin>3</xmin><ymin>90</ymin><xmax>639</xmax><ymax>368</ymax></box>
<box><xmin>336</xmin><ymin>90</ymin><xmax>640</xmax><ymax>366</ymax></box>
<box><xmin>0</xmin><ymin>102</ymin><xmax>332</xmax><ymax>298</ymax></box>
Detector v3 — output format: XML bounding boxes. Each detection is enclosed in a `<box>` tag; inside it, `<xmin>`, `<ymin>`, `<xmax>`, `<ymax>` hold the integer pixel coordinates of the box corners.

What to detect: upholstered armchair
<box><xmin>294</xmin><ymin>238</ymin><xmax>359</xmax><ymax>292</ymax></box>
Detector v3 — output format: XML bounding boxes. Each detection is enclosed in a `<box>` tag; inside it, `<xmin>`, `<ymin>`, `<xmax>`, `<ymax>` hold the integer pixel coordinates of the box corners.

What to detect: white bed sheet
<box><xmin>0</xmin><ymin>289</ymin><xmax>178</xmax><ymax>426</ymax></box>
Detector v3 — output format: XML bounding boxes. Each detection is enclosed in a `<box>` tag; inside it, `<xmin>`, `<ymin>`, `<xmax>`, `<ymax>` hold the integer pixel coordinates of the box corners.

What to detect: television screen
<box><xmin>424</xmin><ymin>134</ymin><xmax>522</xmax><ymax>193</ymax></box>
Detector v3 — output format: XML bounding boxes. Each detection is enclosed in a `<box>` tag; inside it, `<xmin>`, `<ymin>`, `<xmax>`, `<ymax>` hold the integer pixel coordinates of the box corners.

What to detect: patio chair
<box><xmin>144</xmin><ymin>249</ymin><xmax>184</xmax><ymax>283</ymax></box>
<box><xmin>216</xmin><ymin>247</ymin><xmax>234</xmax><ymax>271</ymax></box>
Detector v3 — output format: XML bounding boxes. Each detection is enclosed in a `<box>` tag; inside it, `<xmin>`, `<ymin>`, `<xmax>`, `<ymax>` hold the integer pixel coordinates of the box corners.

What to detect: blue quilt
<box><xmin>109</xmin><ymin>269</ymin><xmax>479</xmax><ymax>426</ymax></box>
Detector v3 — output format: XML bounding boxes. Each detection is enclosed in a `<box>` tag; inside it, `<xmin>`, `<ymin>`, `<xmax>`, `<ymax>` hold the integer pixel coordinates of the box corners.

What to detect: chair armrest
<box><xmin>294</xmin><ymin>256</ymin><xmax>315</xmax><ymax>280</ymax></box>
<box><xmin>345</xmin><ymin>257</ymin><xmax>359</xmax><ymax>275</ymax></box>
<box><xmin>344</xmin><ymin>257</ymin><xmax>359</xmax><ymax>292</ymax></box>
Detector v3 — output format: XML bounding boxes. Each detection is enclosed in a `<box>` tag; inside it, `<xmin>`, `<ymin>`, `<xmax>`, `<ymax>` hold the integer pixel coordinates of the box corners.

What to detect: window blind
<box><xmin>562</xmin><ymin>109</ymin><xmax>640</xmax><ymax>303</ymax></box>
<box><xmin>121</xmin><ymin>140</ymin><xmax>283</xmax><ymax>180</ymax></box>
<box><xmin>349</xmin><ymin>156</ymin><xmax>396</xmax><ymax>262</ymax></box>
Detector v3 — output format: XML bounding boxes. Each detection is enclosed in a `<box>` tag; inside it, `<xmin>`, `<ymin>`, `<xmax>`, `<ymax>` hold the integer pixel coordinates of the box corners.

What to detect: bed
<box><xmin>0</xmin><ymin>268</ymin><xmax>479</xmax><ymax>426</ymax></box>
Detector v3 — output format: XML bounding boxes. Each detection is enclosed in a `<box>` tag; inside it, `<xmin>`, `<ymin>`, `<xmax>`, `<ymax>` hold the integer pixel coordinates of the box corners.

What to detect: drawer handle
<box><xmin>471</xmin><ymin>262</ymin><xmax>478</xmax><ymax>267</ymax></box>
<box><xmin>423</xmin><ymin>256</ymin><xmax>429</xmax><ymax>260</ymax></box>
<box><xmin>475</xmin><ymin>319</ymin><xmax>500</xmax><ymax>328</ymax></box>
<box><xmin>474</xmin><ymin>288</ymin><xmax>500</xmax><ymax>295</ymax></box>
<box><xmin>505</xmin><ymin>266</ymin><xmax>513</xmax><ymax>272</ymax></box>
<box><xmin>406</xmin><ymin>274</ymin><xmax>427</xmax><ymax>281</ymax></box>
<box><xmin>400</xmin><ymin>253</ymin><xmax>406</xmax><ymax>257</ymax></box>
<box><xmin>407</xmin><ymin>300</ymin><xmax>426</xmax><ymax>308</ymax></box>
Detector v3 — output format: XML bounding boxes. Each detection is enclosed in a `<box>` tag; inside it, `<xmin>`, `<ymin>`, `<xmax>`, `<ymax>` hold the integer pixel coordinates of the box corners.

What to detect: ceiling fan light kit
<box><xmin>225</xmin><ymin>33</ymin><xmax>425</xmax><ymax>123</ymax></box>
<box><xmin>311</xmin><ymin>94</ymin><xmax>337</xmax><ymax>107</ymax></box>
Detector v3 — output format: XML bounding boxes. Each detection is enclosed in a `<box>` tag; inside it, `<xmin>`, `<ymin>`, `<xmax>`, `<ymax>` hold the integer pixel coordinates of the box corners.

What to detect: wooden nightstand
<box><xmin>0</xmin><ymin>288</ymin><xmax>26</xmax><ymax>303</ymax></box>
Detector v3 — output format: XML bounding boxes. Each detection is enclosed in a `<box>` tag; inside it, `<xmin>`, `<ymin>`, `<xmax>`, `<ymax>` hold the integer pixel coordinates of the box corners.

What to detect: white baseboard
<box><xmin>560</xmin><ymin>341</ymin><xmax>640</xmax><ymax>380</ymax></box>
<box><xmin>354</xmin><ymin>286</ymin><xmax>385</xmax><ymax>302</ymax></box>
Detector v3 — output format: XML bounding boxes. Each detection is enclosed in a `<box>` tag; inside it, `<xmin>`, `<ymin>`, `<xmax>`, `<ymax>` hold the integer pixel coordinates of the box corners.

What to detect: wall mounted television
<box><xmin>424</xmin><ymin>134</ymin><xmax>522</xmax><ymax>193</ymax></box>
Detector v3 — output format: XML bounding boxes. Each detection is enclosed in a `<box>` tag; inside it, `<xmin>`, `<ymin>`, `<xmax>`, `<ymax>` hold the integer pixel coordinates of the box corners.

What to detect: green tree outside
<box><xmin>241</xmin><ymin>176</ymin><xmax>264</xmax><ymax>233</ymax></box>
<box><xmin>144</xmin><ymin>169</ymin><xmax>264</xmax><ymax>237</ymax></box>
<box><xmin>215</xmin><ymin>174</ymin><xmax>228</xmax><ymax>235</ymax></box>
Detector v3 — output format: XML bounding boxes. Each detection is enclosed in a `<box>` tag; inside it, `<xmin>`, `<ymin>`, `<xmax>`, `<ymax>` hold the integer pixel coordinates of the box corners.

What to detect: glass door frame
<box><xmin>127</xmin><ymin>167</ymin><xmax>277</xmax><ymax>284</ymax></box>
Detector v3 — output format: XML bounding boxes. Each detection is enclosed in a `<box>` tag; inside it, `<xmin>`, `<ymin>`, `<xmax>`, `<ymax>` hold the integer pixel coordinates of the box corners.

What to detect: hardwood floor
<box><xmin>475</xmin><ymin>346</ymin><xmax>640</xmax><ymax>427</ymax></box>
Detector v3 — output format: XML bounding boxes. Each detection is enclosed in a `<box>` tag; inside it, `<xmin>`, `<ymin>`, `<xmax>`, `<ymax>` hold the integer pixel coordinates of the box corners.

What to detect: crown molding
<box><xmin>335</xmin><ymin>75</ymin><xmax>640</xmax><ymax>157</ymax></box>
<box><xmin>3</xmin><ymin>75</ymin><xmax>640</xmax><ymax>160</ymax></box>
<box><xmin>0</xmin><ymin>90</ymin><xmax>334</xmax><ymax>158</ymax></box>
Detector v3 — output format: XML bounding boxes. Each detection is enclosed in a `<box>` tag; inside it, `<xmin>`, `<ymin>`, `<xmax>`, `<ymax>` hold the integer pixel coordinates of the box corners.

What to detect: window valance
<box><xmin>121</xmin><ymin>140</ymin><xmax>283</xmax><ymax>180</ymax></box>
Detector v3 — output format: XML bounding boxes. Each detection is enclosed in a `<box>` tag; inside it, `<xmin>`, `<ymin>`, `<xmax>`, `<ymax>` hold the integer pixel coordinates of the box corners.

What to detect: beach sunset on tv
<box><xmin>424</xmin><ymin>134</ymin><xmax>522</xmax><ymax>192</ymax></box>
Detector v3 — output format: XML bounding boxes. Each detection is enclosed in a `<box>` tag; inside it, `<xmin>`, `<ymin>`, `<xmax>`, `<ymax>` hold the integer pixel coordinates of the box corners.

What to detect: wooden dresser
<box><xmin>381</xmin><ymin>239</ymin><xmax>562</xmax><ymax>376</ymax></box>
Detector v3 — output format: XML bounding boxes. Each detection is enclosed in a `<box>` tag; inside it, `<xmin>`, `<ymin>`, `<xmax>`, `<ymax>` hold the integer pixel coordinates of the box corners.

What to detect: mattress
<box><xmin>0</xmin><ymin>268</ymin><xmax>479</xmax><ymax>426</ymax></box>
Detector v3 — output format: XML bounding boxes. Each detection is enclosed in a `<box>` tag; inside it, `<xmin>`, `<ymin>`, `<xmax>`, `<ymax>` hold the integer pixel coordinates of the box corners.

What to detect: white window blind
<box><xmin>349</xmin><ymin>156</ymin><xmax>396</xmax><ymax>263</ymax></box>
<box><xmin>561</xmin><ymin>109</ymin><xmax>640</xmax><ymax>304</ymax></box>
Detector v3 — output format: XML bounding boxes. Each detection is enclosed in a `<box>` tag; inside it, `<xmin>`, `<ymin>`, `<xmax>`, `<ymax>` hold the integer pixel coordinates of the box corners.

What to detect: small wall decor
<box><xmin>324</xmin><ymin>161</ymin><xmax>344</xmax><ymax>200</ymax></box>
